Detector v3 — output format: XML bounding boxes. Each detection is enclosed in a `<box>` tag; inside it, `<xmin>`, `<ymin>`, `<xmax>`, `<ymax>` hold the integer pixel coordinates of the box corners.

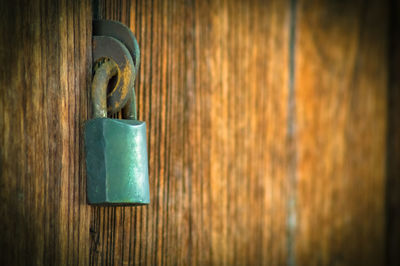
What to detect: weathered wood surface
<box><xmin>92</xmin><ymin>0</ymin><xmax>290</xmax><ymax>265</ymax></box>
<box><xmin>0</xmin><ymin>0</ymin><xmax>398</xmax><ymax>265</ymax></box>
<box><xmin>295</xmin><ymin>0</ymin><xmax>389</xmax><ymax>265</ymax></box>
<box><xmin>0</xmin><ymin>0</ymin><xmax>92</xmax><ymax>265</ymax></box>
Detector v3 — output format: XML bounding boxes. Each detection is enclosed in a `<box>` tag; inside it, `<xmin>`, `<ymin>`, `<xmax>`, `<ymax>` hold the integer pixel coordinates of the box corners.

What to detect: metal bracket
<box><xmin>92</xmin><ymin>20</ymin><xmax>140</xmax><ymax>115</ymax></box>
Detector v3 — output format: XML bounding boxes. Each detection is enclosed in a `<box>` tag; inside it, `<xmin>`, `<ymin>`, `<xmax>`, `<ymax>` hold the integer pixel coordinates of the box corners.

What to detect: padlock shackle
<box><xmin>91</xmin><ymin>59</ymin><xmax>137</xmax><ymax>119</ymax></box>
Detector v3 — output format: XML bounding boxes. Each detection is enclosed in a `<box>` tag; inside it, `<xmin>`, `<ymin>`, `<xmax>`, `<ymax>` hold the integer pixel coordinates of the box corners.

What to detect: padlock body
<box><xmin>85</xmin><ymin>118</ymin><xmax>150</xmax><ymax>205</ymax></box>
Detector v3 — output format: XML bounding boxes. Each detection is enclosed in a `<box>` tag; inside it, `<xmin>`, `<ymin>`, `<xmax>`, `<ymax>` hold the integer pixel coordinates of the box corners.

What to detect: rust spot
<box><xmin>106</xmin><ymin>57</ymin><xmax>134</xmax><ymax>112</ymax></box>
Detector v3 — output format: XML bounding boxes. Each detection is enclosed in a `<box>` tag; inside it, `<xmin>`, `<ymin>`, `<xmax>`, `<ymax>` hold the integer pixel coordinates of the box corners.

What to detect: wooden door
<box><xmin>1</xmin><ymin>0</ymin><xmax>399</xmax><ymax>265</ymax></box>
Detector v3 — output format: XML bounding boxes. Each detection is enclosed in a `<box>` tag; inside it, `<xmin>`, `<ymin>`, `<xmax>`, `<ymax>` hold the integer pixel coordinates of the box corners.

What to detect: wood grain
<box><xmin>91</xmin><ymin>0</ymin><xmax>290</xmax><ymax>265</ymax></box>
<box><xmin>295</xmin><ymin>0</ymin><xmax>389</xmax><ymax>265</ymax></box>
<box><xmin>0</xmin><ymin>0</ymin><xmax>397</xmax><ymax>265</ymax></box>
<box><xmin>0</xmin><ymin>0</ymin><xmax>92</xmax><ymax>265</ymax></box>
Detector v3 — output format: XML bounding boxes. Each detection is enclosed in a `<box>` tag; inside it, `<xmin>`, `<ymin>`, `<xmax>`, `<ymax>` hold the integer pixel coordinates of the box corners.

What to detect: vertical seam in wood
<box><xmin>287</xmin><ymin>0</ymin><xmax>297</xmax><ymax>265</ymax></box>
<box><xmin>145</xmin><ymin>0</ymin><xmax>154</xmax><ymax>264</ymax></box>
<box><xmin>92</xmin><ymin>0</ymin><xmax>100</xmax><ymax>20</ymax></box>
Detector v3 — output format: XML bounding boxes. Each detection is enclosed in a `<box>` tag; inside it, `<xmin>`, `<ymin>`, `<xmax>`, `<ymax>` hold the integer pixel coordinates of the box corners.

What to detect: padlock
<box><xmin>84</xmin><ymin>22</ymin><xmax>149</xmax><ymax>205</ymax></box>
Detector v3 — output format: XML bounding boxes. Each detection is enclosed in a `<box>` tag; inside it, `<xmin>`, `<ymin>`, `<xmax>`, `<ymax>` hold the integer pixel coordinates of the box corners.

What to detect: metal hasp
<box><xmin>84</xmin><ymin>20</ymin><xmax>150</xmax><ymax>205</ymax></box>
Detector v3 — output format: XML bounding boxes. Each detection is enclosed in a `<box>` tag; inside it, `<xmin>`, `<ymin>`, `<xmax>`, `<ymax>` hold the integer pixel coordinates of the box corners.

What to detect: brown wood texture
<box><xmin>0</xmin><ymin>0</ymin><xmax>398</xmax><ymax>265</ymax></box>
<box><xmin>0</xmin><ymin>0</ymin><xmax>92</xmax><ymax>265</ymax></box>
<box><xmin>295</xmin><ymin>0</ymin><xmax>389</xmax><ymax>265</ymax></box>
<box><xmin>91</xmin><ymin>0</ymin><xmax>290</xmax><ymax>265</ymax></box>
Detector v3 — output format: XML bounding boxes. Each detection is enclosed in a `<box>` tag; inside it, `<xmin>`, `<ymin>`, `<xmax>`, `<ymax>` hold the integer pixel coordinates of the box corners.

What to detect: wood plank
<box><xmin>295</xmin><ymin>0</ymin><xmax>389</xmax><ymax>265</ymax></box>
<box><xmin>1</xmin><ymin>0</ymin><xmax>394</xmax><ymax>265</ymax></box>
<box><xmin>91</xmin><ymin>0</ymin><xmax>290</xmax><ymax>265</ymax></box>
<box><xmin>0</xmin><ymin>0</ymin><xmax>92</xmax><ymax>265</ymax></box>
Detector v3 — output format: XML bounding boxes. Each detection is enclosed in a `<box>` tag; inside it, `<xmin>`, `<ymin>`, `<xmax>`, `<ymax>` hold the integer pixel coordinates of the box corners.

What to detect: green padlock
<box><xmin>85</xmin><ymin>23</ymin><xmax>149</xmax><ymax>205</ymax></box>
